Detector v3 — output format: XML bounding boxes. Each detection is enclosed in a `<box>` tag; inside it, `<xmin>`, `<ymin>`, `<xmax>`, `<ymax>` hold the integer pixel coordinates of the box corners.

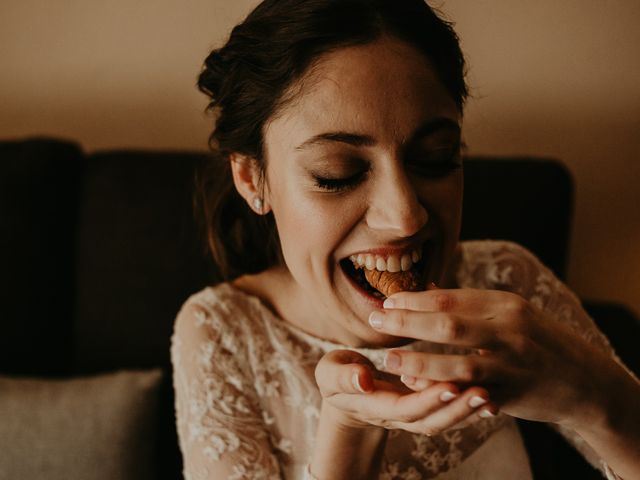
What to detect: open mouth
<box><xmin>341</xmin><ymin>259</ymin><xmax>387</xmax><ymax>299</ymax></box>
<box><xmin>339</xmin><ymin>243</ymin><xmax>429</xmax><ymax>301</ymax></box>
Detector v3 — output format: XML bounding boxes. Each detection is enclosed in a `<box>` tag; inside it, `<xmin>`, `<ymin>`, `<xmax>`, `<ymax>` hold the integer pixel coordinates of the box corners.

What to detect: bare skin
<box><xmin>231</xmin><ymin>36</ymin><xmax>640</xmax><ymax>479</ymax></box>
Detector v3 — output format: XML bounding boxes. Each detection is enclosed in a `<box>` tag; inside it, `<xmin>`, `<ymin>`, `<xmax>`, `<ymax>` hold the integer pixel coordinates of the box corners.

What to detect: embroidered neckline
<box><xmin>211</xmin><ymin>282</ymin><xmax>425</xmax><ymax>359</ymax></box>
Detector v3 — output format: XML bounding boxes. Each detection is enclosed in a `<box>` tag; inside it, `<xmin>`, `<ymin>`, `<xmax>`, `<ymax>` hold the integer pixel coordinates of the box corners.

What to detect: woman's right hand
<box><xmin>314</xmin><ymin>349</ymin><xmax>498</xmax><ymax>436</ymax></box>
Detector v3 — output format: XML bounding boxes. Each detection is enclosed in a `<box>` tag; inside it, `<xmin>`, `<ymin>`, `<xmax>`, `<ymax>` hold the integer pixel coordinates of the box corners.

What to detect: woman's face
<box><xmin>262</xmin><ymin>35</ymin><xmax>463</xmax><ymax>346</ymax></box>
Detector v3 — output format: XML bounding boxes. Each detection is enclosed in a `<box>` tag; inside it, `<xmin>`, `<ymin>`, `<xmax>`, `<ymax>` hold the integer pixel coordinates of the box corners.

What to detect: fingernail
<box><xmin>384</xmin><ymin>351</ymin><xmax>401</xmax><ymax>370</ymax></box>
<box><xmin>352</xmin><ymin>372</ymin><xmax>365</xmax><ymax>393</ymax></box>
<box><xmin>439</xmin><ymin>391</ymin><xmax>457</xmax><ymax>402</ymax></box>
<box><xmin>468</xmin><ymin>396</ymin><xmax>488</xmax><ymax>408</ymax></box>
<box><xmin>400</xmin><ymin>374</ymin><xmax>415</xmax><ymax>385</ymax></box>
<box><xmin>478</xmin><ymin>409</ymin><xmax>496</xmax><ymax>418</ymax></box>
<box><xmin>368</xmin><ymin>311</ymin><xmax>384</xmax><ymax>329</ymax></box>
<box><xmin>383</xmin><ymin>298</ymin><xmax>395</xmax><ymax>309</ymax></box>
<box><xmin>427</xmin><ymin>282</ymin><xmax>439</xmax><ymax>290</ymax></box>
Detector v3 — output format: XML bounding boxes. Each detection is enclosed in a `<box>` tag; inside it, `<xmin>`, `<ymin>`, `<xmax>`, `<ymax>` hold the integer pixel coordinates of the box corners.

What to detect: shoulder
<box><xmin>456</xmin><ymin>240</ymin><xmax>557</xmax><ymax>300</ymax></box>
<box><xmin>174</xmin><ymin>283</ymin><xmax>240</xmax><ymax>333</ymax></box>
<box><xmin>458</xmin><ymin>239</ymin><xmax>542</xmax><ymax>268</ymax></box>
<box><xmin>172</xmin><ymin>283</ymin><xmax>269</xmax><ymax>363</ymax></box>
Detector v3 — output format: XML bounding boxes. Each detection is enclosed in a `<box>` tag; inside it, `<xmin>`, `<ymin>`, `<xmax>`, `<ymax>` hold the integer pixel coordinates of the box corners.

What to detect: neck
<box><xmin>232</xmin><ymin>266</ymin><xmax>363</xmax><ymax>345</ymax></box>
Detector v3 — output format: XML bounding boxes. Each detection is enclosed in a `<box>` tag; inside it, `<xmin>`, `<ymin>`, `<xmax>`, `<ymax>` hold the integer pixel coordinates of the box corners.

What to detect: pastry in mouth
<box><xmin>341</xmin><ymin>246</ymin><xmax>427</xmax><ymax>299</ymax></box>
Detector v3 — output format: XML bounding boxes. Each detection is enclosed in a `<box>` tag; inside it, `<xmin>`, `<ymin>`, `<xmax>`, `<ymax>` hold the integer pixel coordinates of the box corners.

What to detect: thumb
<box><xmin>315</xmin><ymin>349</ymin><xmax>376</xmax><ymax>396</ymax></box>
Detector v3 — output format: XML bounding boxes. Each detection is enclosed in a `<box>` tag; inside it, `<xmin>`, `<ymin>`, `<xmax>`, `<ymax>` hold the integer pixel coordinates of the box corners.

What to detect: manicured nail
<box><xmin>400</xmin><ymin>374</ymin><xmax>415</xmax><ymax>385</ymax></box>
<box><xmin>383</xmin><ymin>298</ymin><xmax>395</xmax><ymax>309</ymax></box>
<box><xmin>468</xmin><ymin>396</ymin><xmax>488</xmax><ymax>408</ymax></box>
<box><xmin>478</xmin><ymin>409</ymin><xmax>496</xmax><ymax>418</ymax></box>
<box><xmin>384</xmin><ymin>351</ymin><xmax>401</xmax><ymax>370</ymax></box>
<box><xmin>352</xmin><ymin>372</ymin><xmax>365</xmax><ymax>393</ymax></box>
<box><xmin>368</xmin><ymin>311</ymin><xmax>384</xmax><ymax>329</ymax></box>
<box><xmin>439</xmin><ymin>391</ymin><xmax>457</xmax><ymax>402</ymax></box>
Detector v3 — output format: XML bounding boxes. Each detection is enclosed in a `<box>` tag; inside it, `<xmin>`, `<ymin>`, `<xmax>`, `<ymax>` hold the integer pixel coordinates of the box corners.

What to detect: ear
<box><xmin>229</xmin><ymin>154</ymin><xmax>271</xmax><ymax>214</ymax></box>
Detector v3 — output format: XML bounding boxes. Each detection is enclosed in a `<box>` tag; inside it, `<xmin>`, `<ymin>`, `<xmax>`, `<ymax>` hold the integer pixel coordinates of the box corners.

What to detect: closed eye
<box><xmin>407</xmin><ymin>146</ymin><xmax>462</xmax><ymax>177</ymax></box>
<box><xmin>313</xmin><ymin>170</ymin><xmax>367</xmax><ymax>192</ymax></box>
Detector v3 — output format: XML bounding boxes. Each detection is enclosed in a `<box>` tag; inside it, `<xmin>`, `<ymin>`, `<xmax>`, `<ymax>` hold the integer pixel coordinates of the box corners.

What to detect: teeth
<box><xmin>386</xmin><ymin>255</ymin><xmax>401</xmax><ymax>273</ymax></box>
<box><xmin>351</xmin><ymin>248</ymin><xmax>423</xmax><ymax>273</ymax></box>
<box><xmin>400</xmin><ymin>254</ymin><xmax>412</xmax><ymax>271</ymax></box>
<box><xmin>365</xmin><ymin>255</ymin><xmax>376</xmax><ymax>270</ymax></box>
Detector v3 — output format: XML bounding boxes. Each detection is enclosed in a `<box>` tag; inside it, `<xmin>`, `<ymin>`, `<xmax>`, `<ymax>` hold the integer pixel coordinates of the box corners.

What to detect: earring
<box><xmin>252</xmin><ymin>197</ymin><xmax>264</xmax><ymax>212</ymax></box>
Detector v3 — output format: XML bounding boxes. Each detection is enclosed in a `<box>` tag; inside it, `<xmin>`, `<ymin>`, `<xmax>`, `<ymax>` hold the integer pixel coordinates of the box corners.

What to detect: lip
<box><xmin>341</xmin><ymin>239</ymin><xmax>430</xmax><ymax>261</ymax></box>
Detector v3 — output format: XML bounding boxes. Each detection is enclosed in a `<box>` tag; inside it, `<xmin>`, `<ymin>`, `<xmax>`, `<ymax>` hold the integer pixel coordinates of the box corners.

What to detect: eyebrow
<box><xmin>295</xmin><ymin>131</ymin><xmax>375</xmax><ymax>151</ymax></box>
<box><xmin>294</xmin><ymin>117</ymin><xmax>460</xmax><ymax>151</ymax></box>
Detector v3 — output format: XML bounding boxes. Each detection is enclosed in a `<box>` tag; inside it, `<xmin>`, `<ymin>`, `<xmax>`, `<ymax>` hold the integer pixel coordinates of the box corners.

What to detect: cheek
<box><xmin>269</xmin><ymin>182</ymin><xmax>361</xmax><ymax>273</ymax></box>
<box><xmin>417</xmin><ymin>173</ymin><xmax>463</xmax><ymax>235</ymax></box>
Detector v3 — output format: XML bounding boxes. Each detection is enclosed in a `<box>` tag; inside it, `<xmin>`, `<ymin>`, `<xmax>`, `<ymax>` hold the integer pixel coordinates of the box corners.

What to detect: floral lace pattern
<box><xmin>172</xmin><ymin>240</ymin><xmax>621</xmax><ymax>479</ymax></box>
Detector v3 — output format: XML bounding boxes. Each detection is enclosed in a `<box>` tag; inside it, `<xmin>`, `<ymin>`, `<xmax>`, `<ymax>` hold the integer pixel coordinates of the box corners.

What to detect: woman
<box><xmin>171</xmin><ymin>0</ymin><xmax>640</xmax><ymax>478</ymax></box>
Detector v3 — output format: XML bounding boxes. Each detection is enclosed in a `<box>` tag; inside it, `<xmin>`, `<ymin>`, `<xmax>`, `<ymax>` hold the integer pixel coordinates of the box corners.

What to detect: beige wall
<box><xmin>2</xmin><ymin>0</ymin><xmax>638</xmax><ymax>313</ymax></box>
<box><xmin>442</xmin><ymin>0</ymin><xmax>640</xmax><ymax>314</ymax></box>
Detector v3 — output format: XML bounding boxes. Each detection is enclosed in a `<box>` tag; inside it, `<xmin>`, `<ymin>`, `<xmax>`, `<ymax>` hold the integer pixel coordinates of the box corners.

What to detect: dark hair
<box><xmin>196</xmin><ymin>0</ymin><xmax>467</xmax><ymax>280</ymax></box>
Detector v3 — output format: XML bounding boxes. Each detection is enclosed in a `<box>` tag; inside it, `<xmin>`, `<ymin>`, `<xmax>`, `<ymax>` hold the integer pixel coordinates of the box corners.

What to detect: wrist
<box><xmin>321</xmin><ymin>400</ymin><xmax>382</xmax><ymax>432</ymax></box>
<box><xmin>310</xmin><ymin>400</ymin><xmax>388</xmax><ymax>479</ymax></box>
<box><xmin>561</xmin><ymin>364</ymin><xmax>640</xmax><ymax>480</ymax></box>
<box><xmin>563</xmin><ymin>356</ymin><xmax>638</xmax><ymax>435</ymax></box>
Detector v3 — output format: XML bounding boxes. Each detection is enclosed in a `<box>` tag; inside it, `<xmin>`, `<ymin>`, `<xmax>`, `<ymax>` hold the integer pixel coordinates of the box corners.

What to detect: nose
<box><xmin>365</xmin><ymin>169</ymin><xmax>428</xmax><ymax>237</ymax></box>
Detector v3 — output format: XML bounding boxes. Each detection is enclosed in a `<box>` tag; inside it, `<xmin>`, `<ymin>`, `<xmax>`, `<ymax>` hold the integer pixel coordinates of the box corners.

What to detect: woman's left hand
<box><xmin>369</xmin><ymin>288</ymin><xmax>616</xmax><ymax>429</ymax></box>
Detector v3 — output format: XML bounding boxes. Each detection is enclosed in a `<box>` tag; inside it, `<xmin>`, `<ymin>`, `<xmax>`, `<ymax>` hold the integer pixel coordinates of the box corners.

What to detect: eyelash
<box><xmin>313</xmin><ymin>171</ymin><xmax>366</xmax><ymax>192</ymax></box>
<box><xmin>313</xmin><ymin>148</ymin><xmax>462</xmax><ymax>193</ymax></box>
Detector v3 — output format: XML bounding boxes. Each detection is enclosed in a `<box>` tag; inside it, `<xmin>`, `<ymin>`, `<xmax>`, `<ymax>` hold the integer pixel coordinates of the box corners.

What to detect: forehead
<box><xmin>264</xmin><ymin>36</ymin><xmax>460</xmax><ymax>153</ymax></box>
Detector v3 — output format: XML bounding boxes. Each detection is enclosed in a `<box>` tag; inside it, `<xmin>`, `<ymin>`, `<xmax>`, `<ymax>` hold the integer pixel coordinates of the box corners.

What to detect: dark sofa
<box><xmin>1</xmin><ymin>137</ymin><xmax>638</xmax><ymax>479</ymax></box>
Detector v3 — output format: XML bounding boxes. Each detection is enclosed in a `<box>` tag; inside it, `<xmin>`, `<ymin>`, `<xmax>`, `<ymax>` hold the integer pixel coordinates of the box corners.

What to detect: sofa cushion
<box><xmin>0</xmin><ymin>369</ymin><xmax>163</xmax><ymax>480</ymax></box>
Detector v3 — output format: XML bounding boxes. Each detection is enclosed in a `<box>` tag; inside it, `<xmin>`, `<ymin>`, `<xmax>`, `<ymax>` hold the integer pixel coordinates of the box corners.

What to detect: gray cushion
<box><xmin>0</xmin><ymin>369</ymin><xmax>163</xmax><ymax>480</ymax></box>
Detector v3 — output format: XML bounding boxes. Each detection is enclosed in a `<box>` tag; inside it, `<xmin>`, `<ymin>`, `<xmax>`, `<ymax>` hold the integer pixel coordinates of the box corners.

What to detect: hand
<box><xmin>314</xmin><ymin>348</ymin><xmax>498</xmax><ymax>436</ymax></box>
<box><xmin>370</xmin><ymin>288</ymin><xmax>615</xmax><ymax>428</ymax></box>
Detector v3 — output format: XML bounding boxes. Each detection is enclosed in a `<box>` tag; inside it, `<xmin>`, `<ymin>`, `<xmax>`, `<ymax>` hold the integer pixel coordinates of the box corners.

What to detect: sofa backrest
<box><xmin>461</xmin><ymin>157</ymin><xmax>573</xmax><ymax>279</ymax></box>
<box><xmin>74</xmin><ymin>149</ymin><xmax>215</xmax><ymax>373</ymax></box>
<box><xmin>1</xmin><ymin>139</ymin><xmax>83</xmax><ymax>376</ymax></box>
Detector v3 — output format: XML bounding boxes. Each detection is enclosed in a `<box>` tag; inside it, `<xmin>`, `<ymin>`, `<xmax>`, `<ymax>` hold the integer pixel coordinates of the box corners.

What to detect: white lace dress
<box><xmin>171</xmin><ymin>240</ymin><xmax>625</xmax><ymax>479</ymax></box>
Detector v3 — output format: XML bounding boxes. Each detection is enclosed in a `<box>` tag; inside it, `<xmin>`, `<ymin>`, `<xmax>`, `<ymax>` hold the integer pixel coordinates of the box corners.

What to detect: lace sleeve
<box><xmin>461</xmin><ymin>241</ymin><xmax>633</xmax><ymax>479</ymax></box>
<box><xmin>171</xmin><ymin>301</ymin><xmax>282</xmax><ymax>480</ymax></box>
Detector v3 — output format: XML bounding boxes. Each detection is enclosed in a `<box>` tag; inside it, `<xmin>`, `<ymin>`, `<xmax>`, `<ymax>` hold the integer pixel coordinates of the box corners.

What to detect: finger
<box><xmin>400</xmin><ymin>374</ymin><xmax>435</xmax><ymax>391</ymax></box>
<box><xmin>319</xmin><ymin>348</ymin><xmax>377</xmax><ymax>369</ymax></box>
<box><xmin>423</xmin><ymin>387</ymin><xmax>499</xmax><ymax>428</ymax></box>
<box><xmin>383</xmin><ymin>350</ymin><xmax>501</xmax><ymax>384</ymax></box>
<box><xmin>373</xmin><ymin>370</ymin><xmax>414</xmax><ymax>393</ymax></box>
<box><xmin>315</xmin><ymin>349</ymin><xmax>377</xmax><ymax>396</ymax></box>
<box><xmin>384</xmin><ymin>288</ymin><xmax>511</xmax><ymax>316</ymax></box>
<box><xmin>329</xmin><ymin>381</ymin><xmax>462</xmax><ymax>424</ymax></box>
<box><xmin>369</xmin><ymin>309</ymin><xmax>499</xmax><ymax>348</ymax></box>
<box><xmin>397</xmin><ymin>387</ymin><xmax>499</xmax><ymax>435</ymax></box>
